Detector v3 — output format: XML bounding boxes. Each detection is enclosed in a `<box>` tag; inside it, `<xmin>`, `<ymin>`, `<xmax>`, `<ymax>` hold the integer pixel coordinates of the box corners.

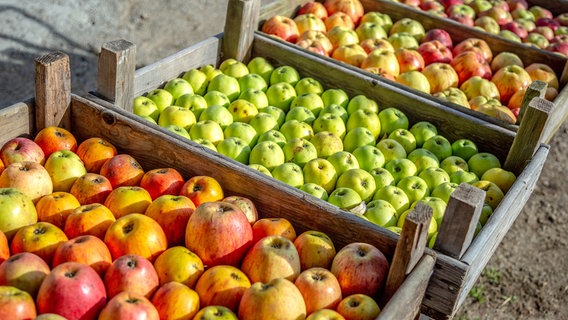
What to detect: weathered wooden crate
<box><xmin>0</xmin><ymin>51</ymin><xmax>436</xmax><ymax>320</ymax></box>
<box><xmin>91</xmin><ymin>6</ymin><xmax>551</xmax><ymax>319</ymax></box>
<box><xmin>258</xmin><ymin>0</ymin><xmax>568</xmax><ymax>144</ymax></box>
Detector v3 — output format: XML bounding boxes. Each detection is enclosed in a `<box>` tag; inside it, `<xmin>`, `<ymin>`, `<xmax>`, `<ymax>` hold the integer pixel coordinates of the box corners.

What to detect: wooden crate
<box><xmin>92</xmin><ymin>15</ymin><xmax>551</xmax><ymax>320</ymax></box>
<box><xmin>258</xmin><ymin>0</ymin><xmax>568</xmax><ymax>145</ymax></box>
<box><xmin>0</xmin><ymin>51</ymin><xmax>436</xmax><ymax>320</ymax></box>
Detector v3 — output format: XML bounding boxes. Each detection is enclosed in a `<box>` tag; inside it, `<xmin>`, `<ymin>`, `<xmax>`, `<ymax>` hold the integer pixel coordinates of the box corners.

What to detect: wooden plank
<box><xmin>258</xmin><ymin>0</ymin><xmax>310</xmax><ymax>22</ymax></box>
<box><xmin>516</xmin><ymin>80</ymin><xmax>546</xmax><ymax>124</ymax></box>
<box><xmin>544</xmin><ymin>87</ymin><xmax>568</xmax><ymax>144</ymax></box>
<box><xmin>223</xmin><ymin>0</ymin><xmax>261</xmax><ymax>62</ymax></box>
<box><xmin>504</xmin><ymin>97</ymin><xmax>552</xmax><ymax>174</ymax></box>
<box><xmin>527</xmin><ymin>0</ymin><xmax>568</xmax><ymax>14</ymax></box>
<box><xmin>34</xmin><ymin>51</ymin><xmax>71</xmax><ymax>131</ymax></box>
<box><xmin>383</xmin><ymin>203</ymin><xmax>433</xmax><ymax>305</ymax></box>
<box><xmin>96</xmin><ymin>40</ymin><xmax>136</xmax><ymax>111</ymax></box>
<box><xmin>0</xmin><ymin>101</ymin><xmax>35</xmax><ymax>146</ymax></box>
<box><xmin>433</xmin><ymin>183</ymin><xmax>485</xmax><ymax>259</ymax></box>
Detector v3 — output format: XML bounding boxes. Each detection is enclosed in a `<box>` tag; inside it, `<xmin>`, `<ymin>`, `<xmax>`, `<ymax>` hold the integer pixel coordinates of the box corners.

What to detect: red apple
<box><xmin>139</xmin><ymin>167</ymin><xmax>184</xmax><ymax>200</ymax></box>
<box><xmin>324</xmin><ymin>0</ymin><xmax>365</xmax><ymax>25</ymax></box>
<box><xmin>252</xmin><ymin>217</ymin><xmax>297</xmax><ymax>243</ymax></box>
<box><xmin>448</xmin><ymin>12</ymin><xmax>475</xmax><ymax>27</ymax></box>
<box><xmin>0</xmin><ymin>285</ymin><xmax>37</xmax><ymax>319</ymax></box>
<box><xmin>325</xmin><ymin>12</ymin><xmax>355</xmax><ymax>31</ymax></box>
<box><xmin>297</xmin><ymin>1</ymin><xmax>328</xmax><ymax>20</ymax></box>
<box><xmin>297</xmin><ymin>38</ymin><xmax>331</xmax><ymax>57</ymax></box>
<box><xmin>525</xmin><ymin>63</ymin><xmax>559</xmax><ymax>89</ymax></box>
<box><xmin>0</xmin><ymin>137</ymin><xmax>45</xmax><ymax>166</ymax></box>
<box><xmin>360</xmin><ymin>38</ymin><xmax>395</xmax><ymax>54</ymax></box>
<box><xmin>64</xmin><ymin>203</ymin><xmax>116</xmax><ymax>240</ymax></box>
<box><xmin>450</xmin><ymin>51</ymin><xmax>493</xmax><ymax>85</ymax></box>
<box><xmin>297</xmin><ymin>30</ymin><xmax>334</xmax><ymax>55</ymax></box>
<box><xmin>502</xmin><ymin>21</ymin><xmax>528</xmax><ymax>39</ymax></box>
<box><xmin>104</xmin><ymin>254</ymin><xmax>159</xmax><ymax>299</ymax></box>
<box><xmin>491</xmin><ymin>64</ymin><xmax>533</xmax><ymax>105</ymax></box>
<box><xmin>0</xmin><ymin>161</ymin><xmax>53</xmax><ymax>203</ymax></box>
<box><xmin>145</xmin><ymin>194</ymin><xmax>196</xmax><ymax>247</ymax></box>
<box><xmin>76</xmin><ymin>137</ymin><xmax>118</xmax><ymax>174</ymax></box>
<box><xmin>295</xmin><ymin>267</ymin><xmax>343</xmax><ymax>314</ymax></box>
<box><xmin>423</xmin><ymin>29</ymin><xmax>453</xmax><ymax>49</ymax></box>
<box><xmin>98</xmin><ymin>291</ymin><xmax>159</xmax><ymax>320</ymax></box>
<box><xmin>261</xmin><ymin>16</ymin><xmax>300</xmax><ymax>43</ymax></box>
<box><xmin>0</xmin><ymin>252</ymin><xmax>50</xmax><ymax>298</ymax></box>
<box><xmin>33</xmin><ymin>126</ymin><xmax>77</xmax><ymax>159</ymax></box>
<box><xmin>546</xmin><ymin>41</ymin><xmax>568</xmax><ymax>56</ymax></box>
<box><xmin>179</xmin><ymin>175</ymin><xmax>224</xmax><ymax>207</ymax></box>
<box><xmin>35</xmin><ymin>191</ymin><xmax>81</xmax><ymax>229</ymax></box>
<box><xmin>417</xmin><ymin>40</ymin><xmax>454</xmax><ymax>66</ymax></box>
<box><xmin>536</xmin><ymin>17</ymin><xmax>560</xmax><ymax>31</ymax></box>
<box><xmin>69</xmin><ymin>173</ymin><xmax>113</xmax><ymax>205</ymax></box>
<box><xmin>151</xmin><ymin>282</ymin><xmax>200</xmax><ymax>320</ymax></box>
<box><xmin>452</xmin><ymin>38</ymin><xmax>493</xmax><ymax>63</ymax></box>
<box><xmin>238</xmin><ymin>278</ymin><xmax>306</xmax><ymax>320</ymax></box>
<box><xmin>99</xmin><ymin>154</ymin><xmax>145</xmax><ymax>189</ymax></box>
<box><xmin>223</xmin><ymin>195</ymin><xmax>258</xmax><ymax>225</ymax></box>
<box><xmin>52</xmin><ymin>235</ymin><xmax>112</xmax><ymax>277</ymax></box>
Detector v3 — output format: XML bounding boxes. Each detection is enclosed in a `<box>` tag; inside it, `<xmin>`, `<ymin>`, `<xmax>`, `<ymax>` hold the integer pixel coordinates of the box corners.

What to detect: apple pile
<box><xmin>260</xmin><ymin>0</ymin><xmax>561</xmax><ymax>123</ymax></box>
<box><xmin>400</xmin><ymin>0</ymin><xmax>568</xmax><ymax>56</ymax></box>
<box><xmin>0</xmin><ymin>126</ymin><xmax>394</xmax><ymax>320</ymax></box>
<box><xmin>131</xmin><ymin>55</ymin><xmax>516</xmax><ymax>247</ymax></box>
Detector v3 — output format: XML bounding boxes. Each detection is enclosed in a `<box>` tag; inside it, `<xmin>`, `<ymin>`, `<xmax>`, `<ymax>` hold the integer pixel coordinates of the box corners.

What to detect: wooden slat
<box><xmin>516</xmin><ymin>81</ymin><xmax>546</xmax><ymax>124</ymax></box>
<box><xmin>527</xmin><ymin>0</ymin><xmax>568</xmax><ymax>14</ymax></box>
<box><xmin>97</xmin><ymin>40</ymin><xmax>136</xmax><ymax>111</ymax></box>
<box><xmin>433</xmin><ymin>183</ymin><xmax>485</xmax><ymax>259</ymax></box>
<box><xmin>223</xmin><ymin>0</ymin><xmax>261</xmax><ymax>62</ymax></box>
<box><xmin>0</xmin><ymin>101</ymin><xmax>35</xmax><ymax>146</ymax></box>
<box><xmin>34</xmin><ymin>51</ymin><xmax>71</xmax><ymax>131</ymax></box>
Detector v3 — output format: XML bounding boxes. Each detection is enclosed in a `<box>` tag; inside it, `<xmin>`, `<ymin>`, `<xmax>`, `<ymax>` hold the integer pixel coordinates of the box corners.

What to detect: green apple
<box><xmin>409</xmin><ymin>121</ymin><xmax>438</xmax><ymax>147</ymax></box>
<box><xmin>309</xmin><ymin>131</ymin><xmax>343</xmax><ymax>159</ymax></box>
<box><xmin>384</xmin><ymin>158</ymin><xmax>417</xmax><ymax>184</ymax></box>
<box><xmin>193</xmin><ymin>305</ymin><xmax>238</xmax><ymax>320</ymax></box>
<box><xmin>390</xmin><ymin>18</ymin><xmax>425</xmax><ymax>42</ymax></box>
<box><xmin>343</xmin><ymin>127</ymin><xmax>375</xmax><ymax>153</ymax></box>
<box><xmin>431</xmin><ymin>181</ymin><xmax>459</xmax><ymax>204</ymax></box>
<box><xmin>175</xmin><ymin>94</ymin><xmax>208</xmax><ymax>119</ymax></box>
<box><xmin>378</xmin><ymin>107</ymin><xmax>409</xmax><ymax>137</ymax></box>
<box><xmin>479</xmin><ymin>203</ymin><xmax>493</xmax><ymax>226</ymax></box>
<box><xmin>193</xmin><ymin>138</ymin><xmax>217</xmax><ymax>152</ymax></box>
<box><xmin>302</xmin><ymin>158</ymin><xmax>338</xmax><ymax>194</ymax></box>
<box><xmin>272</xmin><ymin>162</ymin><xmax>305</xmax><ymax>188</ymax></box>
<box><xmin>388</xmin><ymin>128</ymin><xmax>416</xmax><ymax>154</ymax></box>
<box><xmin>247</xmin><ymin>56</ymin><xmax>274</xmax><ymax>84</ymax></box>
<box><xmin>279</xmin><ymin>120</ymin><xmax>314</xmax><ymax>141</ymax></box>
<box><xmin>200</xmin><ymin>64</ymin><xmax>222</xmax><ymax>81</ymax></box>
<box><xmin>266</xmin><ymin>82</ymin><xmax>297</xmax><ymax>113</ymax></box>
<box><xmin>346</xmin><ymin>94</ymin><xmax>379</xmax><ymax>114</ymax></box>
<box><xmin>364</xmin><ymin>199</ymin><xmax>398</xmax><ymax>228</ymax></box>
<box><xmin>481</xmin><ymin>167</ymin><xmax>516</xmax><ymax>194</ymax></box>
<box><xmin>369</xmin><ymin>167</ymin><xmax>395</xmax><ymax>190</ymax></box>
<box><xmin>386</xmin><ymin>226</ymin><xmax>402</xmax><ymax>235</ymax></box>
<box><xmin>418</xmin><ymin>167</ymin><xmax>450</xmax><ymax>191</ymax></box>
<box><xmin>440</xmin><ymin>155</ymin><xmax>469</xmax><ymax>175</ymax></box>
<box><xmin>282</xmin><ymin>138</ymin><xmax>318</xmax><ymax>168</ymax></box>
<box><xmin>387</xmin><ymin>31</ymin><xmax>420</xmax><ymax>50</ymax></box>
<box><xmin>327</xmin><ymin>151</ymin><xmax>360</xmax><ymax>176</ymax></box>
<box><xmin>217</xmin><ymin>137</ymin><xmax>252</xmax><ymax>164</ymax></box>
<box><xmin>327</xmin><ymin>187</ymin><xmax>363</xmax><ymax>210</ymax></box>
<box><xmin>451</xmin><ymin>138</ymin><xmax>478</xmax><ymax>161</ymax></box>
<box><xmin>190</xmin><ymin>120</ymin><xmax>225</xmax><ymax>146</ymax></box>
<box><xmin>199</xmin><ymin>104</ymin><xmax>233</xmax><ymax>130</ymax></box>
<box><xmin>468</xmin><ymin>152</ymin><xmax>502</xmax><ymax>180</ymax></box>
<box><xmin>207</xmin><ymin>73</ymin><xmax>241</xmax><ymax>101</ymax></box>
<box><xmin>248</xmin><ymin>163</ymin><xmax>272</xmax><ymax>177</ymax></box>
<box><xmin>259</xmin><ymin>106</ymin><xmax>286</xmax><ymax>127</ymax></box>
<box><xmin>285</xmin><ymin>106</ymin><xmax>316</xmax><ymax>126</ymax></box>
<box><xmin>164</xmin><ymin>78</ymin><xmax>194</xmax><ymax>101</ymax></box>
<box><xmin>219</xmin><ymin>58</ymin><xmax>249</xmax><ymax>79</ymax></box>
<box><xmin>138</xmin><ymin>115</ymin><xmax>157</xmax><ymax>125</ymax></box>
<box><xmin>472</xmin><ymin>180</ymin><xmax>504</xmax><ymax>210</ymax></box>
<box><xmin>372</xmin><ymin>185</ymin><xmax>410</xmax><ymax>216</ymax></box>
<box><xmin>361</xmin><ymin>11</ymin><xmax>393</xmax><ymax>33</ymax></box>
<box><xmin>423</xmin><ymin>135</ymin><xmax>452</xmax><ymax>161</ymax></box>
<box><xmin>164</xmin><ymin>124</ymin><xmax>191</xmax><ymax>140</ymax></box>
<box><xmin>346</xmin><ymin>109</ymin><xmax>381</xmax><ymax>138</ymax></box>
<box><xmin>407</xmin><ymin>148</ymin><xmax>439</xmax><ymax>174</ymax></box>
<box><xmin>352</xmin><ymin>145</ymin><xmax>385</xmax><ymax>172</ymax></box>
<box><xmin>44</xmin><ymin>150</ymin><xmax>87</xmax><ymax>192</ymax></box>
<box><xmin>249</xmin><ymin>140</ymin><xmax>285</xmax><ymax>171</ymax></box>
<box><xmin>428</xmin><ymin>232</ymin><xmax>438</xmax><ymax>248</ymax></box>
<box><xmin>397</xmin><ymin>175</ymin><xmax>429</xmax><ymax>204</ymax></box>
<box><xmin>146</xmin><ymin>88</ymin><xmax>174</xmax><ymax>113</ymax></box>
<box><xmin>336</xmin><ymin>168</ymin><xmax>377</xmax><ymax>203</ymax></box>
<box><xmin>239</xmin><ymin>88</ymin><xmax>269</xmax><ymax>110</ymax></box>
<box><xmin>294</xmin><ymin>77</ymin><xmax>324</xmax><ymax>96</ymax></box>
<box><xmin>412</xmin><ymin>196</ymin><xmax>447</xmax><ymax>227</ymax></box>
<box><xmin>290</xmin><ymin>92</ymin><xmax>324</xmax><ymax>117</ymax></box>
<box><xmin>182</xmin><ymin>68</ymin><xmax>209</xmax><ymax>95</ymax></box>
<box><xmin>228</xmin><ymin>99</ymin><xmax>258</xmax><ymax>123</ymax></box>
<box><xmin>376</xmin><ymin>138</ymin><xmax>407</xmax><ymax>162</ymax></box>
<box><xmin>299</xmin><ymin>183</ymin><xmax>329</xmax><ymax>201</ymax></box>
<box><xmin>238</xmin><ymin>73</ymin><xmax>268</xmax><ymax>92</ymax></box>
<box><xmin>257</xmin><ymin>129</ymin><xmax>287</xmax><ymax>148</ymax></box>
<box><xmin>203</xmin><ymin>90</ymin><xmax>231</xmax><ymax>108</ymax></box>
<box><xmin>132</xmin><ymin>96</ymin><xmax>159</xmax><ymax>121</ymax></box>
<box><xmin>223</xmin><ymin>122</ymin><xmax>258</xmax><ymax>148</ymax></box>
<box><xmin>0</xmin><ymin>188</ymin><xmax>38</xmax><ymax>241</ymax></box>
<box><xmin>269</xmin><ymin>65</ymin><xmax>301</xmax><ymax>86</ymax></box>
<box><xmin>249</xmin><ymin>112</ymin><xmax>279</xmax><ymax>136</ymax></box>
<box><xmin>312</xmin><ymin>113</ymin><xmax>347</xmax><ymax>139</ymax></box>
<box><xmin>397</xmin><ymin>208</ymin><xmax>437</xmax><ymax>238</ymax></box>
<box><xmin>321</xmin><ymin>88</ymin><xmax>349</xmax><ymax>108</ymax></box>
<box><xmin>450</xmin><ymin>170</ymin><xmax>479</xmax><ymax>184</ymax></box>
<box><xmin>320</xmin><ymin>104</ymin><xmax>349</xmax><ymax>122</ymax></box>
<box><xmin>158</xmin><ymin>105</ymin><xmax>197</xmax><ymax>132</ymax></box>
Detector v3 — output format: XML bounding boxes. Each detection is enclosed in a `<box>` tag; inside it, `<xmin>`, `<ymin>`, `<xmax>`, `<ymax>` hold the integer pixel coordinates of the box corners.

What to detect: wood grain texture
<box><xmin>0</xmin><ymin>101</ymin><xmax>35</xmax><ymax>146</ymax></box>
<box><xmin>526</xmin><ymin>0</ymin><xmax>568</xmax><ymax>14</ymax></box>
<box><xmin>34</xmin><ymin>51</ymin><xmax>71</xmax><ymax>131</ymax></box>
<box><xmin>97</xmin><ymin>39</ymin><xmax>136</xmax><ymax>111</ymax></box>
<box><xmin>517</xmin><ymin>81</ymin><xmax>546</xmax><ymax>124</ymax></box>
<box><xmin>223</xmin><ymin>0</ymin><xmax>261</xmax><ymax>62</ymax></box>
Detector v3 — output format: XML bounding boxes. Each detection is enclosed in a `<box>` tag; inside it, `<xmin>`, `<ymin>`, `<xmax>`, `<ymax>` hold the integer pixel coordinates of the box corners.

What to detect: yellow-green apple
<box><xmin>158</xmin><ymin>105</ymin><xmax>197</xmax><ymax>132</ymax></box>
<box><xmin>223</xmin><ymin>122</ymin><xmax>258</xmax><ymax>148</ymax></box>
<box><xmin>103</xmin><ymin>186</ymin><xmax>152</xmax><ymax>219</ymax></box>
<box><xmin>524</xmin><ymin>32</ymin><xmax>550</xmax><ymax>49</ymax></box>
<box><xmin>331</xmin><ymin>242</ymin><xmax>389</xmax><ymax>297</ymax></box>
<box><xmin>294</xmin><ymin>230</ymin><xmax>336</xmax><ymax>271</ymax></box>
<box><xmin>419</xmin><ymin>166</ymin><xmax>451</xmax><ymax>191</ymax></box>
<box><xmin>104</xmin><ymin>213</ymin><xmax>168</xmax><ymax>262</ymax></box>
<box><xmin>0</xmin><ymin>188</ymin><xmax>37</xmax><ymax>240</ymax></box>
<box><xmin>397</xmin><ymin>175</ymin><xmax>430</xmax><ymax>203</ymax></box>
<box><xmin>474</xmin><ymin>16</ymin><xmax>501</xmax><ymax>34</ymax></box>
<box><xmin>99</xmin><ymin>154</ymin><xmax>144</xmax><ymax>188</ymax></box>
<box><xmin>336</xmin><ymin>294</ymin><xmax>380</xmax><ymax>320</ymax></box>
<box><xmin>99</xmin><ymin>291</ymin><xmax>159</xmax><ymax>320</ymax></box>
<box><xmin>193</xmin><ymin>138</ymin><xmax>217</xmax><ymax>152</ymax></box>
<box><xmin>328</xmin><ymin>187</ymin><xmax>363</xmax><ymax>210</ymax></box>
<box><xmin>346</xmin><ymin>109</ymin><xmax>381</xmax><ymax>138</ymax></box>
<box><xmin>194</xmin><ymin>265</ymin><xmax>251</xmax><ymax>312</ymax></box>
<box><xmin>239</xmin><ymin>277</ymin><xmax>306</xmax><ymax>319</ymax></box>
<box><xmin>270</xmin><ymin>65</ymin><xmax>300</xmax><ymax>86</ymax></box>
<box><xmin>361</xmin><ymin>11</ymin><xmax>393</xmax><ymax>32</ymax></box>
<box><xmin>43</xmin><ymin>150</ymin><xmax>87</xmax><ymax>192</ymax></box>
<box><xmin>241</xmin><ymin>235</ymin><xmax>301</xmax><ymax>283</ymax></box>
<box><xmin>372</xmin><ymin>185</ymin><xmax>411</xmax><ymax>216</ymax></box>
<box><xmin>396</xmin><ymin>70</ymin><xmax>431</xmax><ymax>94</ymax></box>
<box><xmin>352</xmin><ymin>145</ymin><xmax>385</xmax><ymax>172</ymax></box>
<box><xmin>64</xmin><ymin>203</ymin><xmax>115</xmax><ymax>239</ymax></box>
<box><xmin>470</xmin><ymin>97</ymin><xmax>517</xmax><ymax>124</ymax></box>
<box><xmin>343</xmin><ymin>127</ymin><xmax>375</xmax><ymax>153</ymax></box>
<box><xmin>0</xmin><ymin>161</ymin><xmax>52</xmax><ymax>203</ymax></box>
<box><xmin>320</xmin><ymin>88</ymin><xmax>349</xmax><ymax>109</ymax></box>
<box><xmin>207</xmin><ymin>73</ymin><xmax>241</xmax><ymax>102</ymax></box>
<box><xmin>295</xmin><ymin>13</ymin><xmax>326</xmax><ymax>36</ymax></box>
<box><xmin>431</xmin><ymin>181</ymin><xmax>460</xmax><ymax>203</ymax></box>
<box><xmin>0</xmin><ymin>285</ymin><xmax>37</xmax><ymax>319</ymax></box>
<box><xmin>468</xmin><ymin>152</ymin><xmax>502</xmax><ymax>178</ymax></box>
<box><xmin>228</xmin><ymin>99</ymin><xmax>259</xmax><ymax>123</ymax></box>
<box><xmin>185</xmin><ymin>201</ymin><xmax>252</xmax><ymax>267</ymax></box>
<box><xmin>272</xmin><ymin>162</ymin><xmax>305</xmax><ymax>188</ymax></box>
<box><xmin>0</xmin><ymin>252</ymin><xmax>50</xmax><ymax>298</ymax></box>
<box><xmin>423</xmin><ymin>135</ymin><xmax>453</xmax><ymax>161</ymax></box>
<box><xmin>331</xmin><ymin>43</ymin><xmax>369</xmax><ymax>68</ymax></box>
<box><xmin>10</xmin><ymin>221</ymin><xmax>67</xmax><ymax>265</ymax></box>
<box><xmin>361</xmin><ymin>48</ymin><xmax>400</xmax><ymax>78</ymax></box>
<box><xmin>298</xmin><ymin>1</ymin><xmax>328</xmax><ymax>20</ymax></box>
<box><xmin>294</xmin><ymin>77</ymin><xmax>324</xmax><ymax>97</ymax></box>
<box><xmin>376</xmin><ymin>138</ymin><xmax>407</xmax><ymax>163</ymax></box>
<box><xmin>203</xmin><ymin>90</ymin><xmax>230</xmax><ymax>108</ymax></box>
<box><xmin>302</xmin><ymin>158</ymin><xmax>338</xmax><ymax>194</ymax></box>
<box><xmin>37</xmin><ymin>261</ymin><xmax>106</xmax><ymax>319</ymax></box>
<box><xmin>478</xmin><ymin>6</ymin><xmax>513</xmax><ymax>25</ymax></box>
<box><xmin>280</xmin><ymin>120</ymin><xmax>314</xmax><ymax>142</ymax></box>
<box><xmin>250</xmin><ymin>112</ymin><xmax>279</xmax><ymax>136</ymax></box>
<box><xmin>33</xmin><ymin>126</ymin><xmax>77</xmax><ymax>159</ymax></box>
<box><xmin>252</xmin><ymin>217</ymin><xmax>296</xmax><ymax>244</ymax></box>
<box><xmin>410</xmin><ymin>121</ymin><xmax>438</xmax><ymax>148</ymax></box>
<box><xmin>238</xmin><ymin>73</ymin><xmax>268</xmax><ymax>94</ymax></box>
<box><xmin>199</xmin><ymin>105</ymin><xmax>234</xmax><ymax>130</ymax></box>
<box><xmin>390</xmin><ymin>18</ymin><xmax>426</xmax><ymax>42</ymax></box>
<box><xmin>310</xmin><ymin>131</ymin><xmax>344</xmax><ymax>158</ymax></box>
<box><xmin>164</xmin><ymin>78</ymin><xmax>193</xmax><ymax>102</ymax></box>
<box><xmin>247</xmin><ymin>57</ymin><xmax>274</xmax><ymax>84</ymax></box>
<box><xmin>481</xmin><ymin>167</ymin><xmax>516</xmax><ymax>193</ymax></box>
<box><xmin>146</xmin><ymin>88</ymin><xmax>174</xmax><ymax>113</ymax></box>
<box><xmin>182</xmin><ymin>69</ymin><xmax>209</xmax><ymax>96</ymax></box>
<box><xmin>194</xmin><ymin>305</ymin><xmax>238</xmax><ymax>320</ymax></box>
<box><xmin>356</xmin><ymin>22</ymin><xmax>388</xmax><ymax>43</ymax></box>
<box><xmin>369</xmin><ymin>167</ymin><xmax>395</xmax><ymax>190</ymax></box>
<box><xmin>378</xmin><ymin>107</ymin><xmax>410</xmax><ymax>137</ymax></box>
<box><xmin>412</xmin><ymin>196</ymin><xmax>447</xmax><ymax>226</ymax></box>
<box><xmin>450</xmin><ymin>170</ymin><xmax>479</xmax><ymax>184</ymax></box>
<box><xmin>104</xmin><ymin>253</ymin><xmax>159</xmax><ymax>299</ymax></box>
<box><xmin>217</xmin><ymin>137</ymin><xmax>251</xmax><ymax>164</ymax></box>
<box><xmin>295</xmin><ymin>267</ymin><xmax>342</xmax><ymax>314</ymax></box>
<box><xmin>299</xmin><ymin>183</ymin><xmax>329</xmax><ymax>200</ymax></box>
<box><xmin>219</xmin><ymin>59</ymin><xmax>249</xmax><ymax>79</ymax></box>
<box><xmin>165</xmin><ymin>124</ymin><xmax>190</xmax><ymax>139</ymax></box>
<box><xmin>498</xmin><ymin>29</ymin><xmax>522</xmax><ymax>42</ymax></box>
<box><xmin>288</xmin><ymin>103</ymin><xmax>320</xmax><ymax>125</ymax></box>
<box><xmin>75</xmin><ymin>137</ymin><xmax>117</xmax><ymax>174</ymax></box>
<box><xmin>418</xmin><ymin>40</ymin><xmax>454</xmax><ymax>65</ymax></box>
<box><xmin>324</xmin><ymin>0</ymin><xmax>364</xmax><ymax>25</ymax></box>
<box><xmin>364</xmin><ymin>199</ymin><xmax>398</xmax><ymax>227</ymax></box>
<box><xmin>479</xmin><ymin>202</ymin><xmax>493</xmax><ymax>226</ymax></box>
<box><xmin>69</xmin><ymin>173</ymin><xmax>112</xmax><ymax>206</ymax></box>
<box><xmin>336</xmin><ymin>168</ymin><xmax>377</xmax><ymax>203</ymax></box>
<box><xmin>51</xmin><ymin>235</ymin><xmax>111</xmax><ymax>277</ymax></box>
<box><xmin>259</xmin><ymin>106</ymin><xmax>286</xmax><ymax>128</ymax></box>
<box><xmin>422</xmin><ymin>62</ymin><xmax>460</xmax><ymax>93</ymax></box>
<box><xmin>440</xmin><ymin>155</ymin><xmax>469</xmax><ymax>175</ymax></box>
<box><xmin>529</xmin><ymin>5</ymin><xmax>553</xmax><ymax>20</ymax></box>
<box><xmin>451</xmin><ymin>138</ymin><xmax>478</xmax><ymax>161</ymax></box>
<box><xmin>153</xmin><ymin>246</ymin><xmax>203</xmax><ymax>288</ymax></box>
<box><xmin>262</xmin><ymin>15</ymin><xmax>300</xmax><ymax>43</ymax></box>
<box><xmin>0</xmin><ymin>137</ymin><xmax>45</xmax><ymax>166</ymax></box>
<box><xmin>450</xmin><ymin>51</ymin><xmax>493</xmax><ymax>85</ymax></box>
<box><xmin>460</xmin><ymin>75</ymin><xmax>500</xmax><ymax>101</ymax></box>
<box><xmin>151</xmin><ymin>282</ymin><xmax>200</xmax><ymax>320</ymax></box>
<box><xmin>190</xmin><ymin>120</ymin><xmax>225</xmax><ymax>146</ymax></box>
<box><xmin>248</xmin><ymin>141</ymin><xmax>285</xmax><ymax>171</ymax></box>
<box><xmin>472</xmin><ymin>180</ymin><xmax>505</xmax><ymax>209</ymax></box>
<box><xmin>145</xmin><ymin>195</ymin><xmax>196</xmax><ymax>247</ymax></box>
<box><xmin>325</xmin><ymin>12</ymin><xmax>355</xmax><ymax>31</ymax></box>
<box><xmin>388</xmin><ymin>128</ymin><xmax>417</xmax><ymax>154</ymax></box>
<box><xmin>306</xmin><ymin>308</ymin><xmax>346</xmax><ymax>320</ymax></box>
<box><xmin>200</xmin><ymin>65</ymin><xmax>223</xmax><ymax>82</ymax></box>
<box><xmin>266</xmin><ymin>82</ymin><xmax>297</xmax><ymax>113</ymax></box>
<box><xmin>313</xmin><ymin>113</ymin><xmax>346</xmax><ymax>139</ymax></box>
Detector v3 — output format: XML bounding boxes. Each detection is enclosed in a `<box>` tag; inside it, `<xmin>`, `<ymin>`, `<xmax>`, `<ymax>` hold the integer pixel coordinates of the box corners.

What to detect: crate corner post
<box><xmin>97</xmin><ymin>39</ymin><xmax>136</xmax><ymax>111</ymax></box>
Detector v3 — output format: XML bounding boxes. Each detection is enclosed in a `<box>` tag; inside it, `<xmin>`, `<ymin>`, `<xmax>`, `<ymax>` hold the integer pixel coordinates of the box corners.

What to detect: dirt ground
<box><xmin>0</xmin><ymin>1</ymin><xmax>566</xmax><ymax>319</ymax></box>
